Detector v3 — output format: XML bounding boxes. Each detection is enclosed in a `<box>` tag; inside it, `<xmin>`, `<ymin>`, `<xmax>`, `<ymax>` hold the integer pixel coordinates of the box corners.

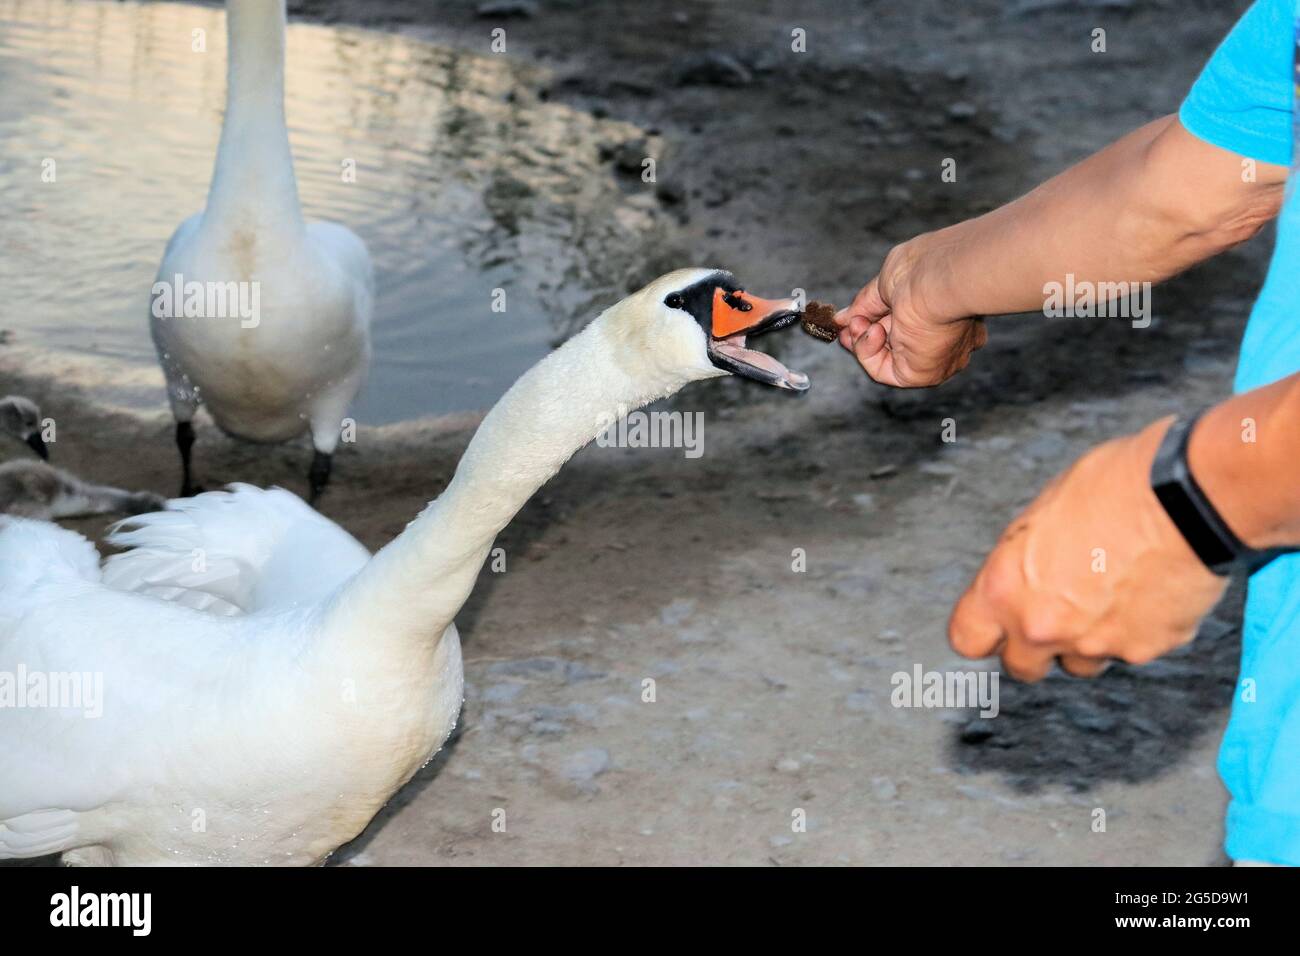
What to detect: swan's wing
<box><xmin>0</xmin><ymin>516</ymin><xmax>101</xmax><ymax>608</ymax></box>
<box><xmin>0</xmin><ymin>517</ymin><xmax>101</xmax><ymax>625</ymax></box>
<box><xmin>0</xmin><ymin>520</ymin><xmax>106</xmax><ymax>856</ymax></box>
<box><xmin>0</xmin><ymin>810</ymin><xmax>80</xmax><ymax>860</ymax></box>
<box><xmin>0</xmin><ymin>516</ymin><xmax>253</xmax><ymax>846</ymax></box>
<box><xmin>101</xmin><ymin>484</ymin><xmax>370</xmax><ymax>615</ymax></box>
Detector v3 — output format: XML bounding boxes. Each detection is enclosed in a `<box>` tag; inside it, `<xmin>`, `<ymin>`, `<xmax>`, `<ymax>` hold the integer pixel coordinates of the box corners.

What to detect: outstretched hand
<box><xmin>834</xmin><ymin>240</ymin><xmax>989</xmax><ymax>388</ymax></box>
<box><xmin>947</xmin><ymin>418</ymin><xmax>1228</xmax><ymax>681</ymax></box>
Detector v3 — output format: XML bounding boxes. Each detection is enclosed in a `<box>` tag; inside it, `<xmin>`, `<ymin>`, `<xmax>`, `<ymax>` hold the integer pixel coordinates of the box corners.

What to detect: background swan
<box><xmin>151</xmin><ymin>0</ymin><xmax>373</xmax><ymax>503</ymax></box>
<box><xmin>0</xmin><ymin>269</ymin><xmax>805</xmax><ymax>866</ymax></box>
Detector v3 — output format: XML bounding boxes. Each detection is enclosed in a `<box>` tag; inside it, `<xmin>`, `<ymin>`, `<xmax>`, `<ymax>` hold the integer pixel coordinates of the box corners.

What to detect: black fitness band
<box><xmin>1150</xmin><ymin>411</ymin><xmax>1298</xmax><ymax>576</ymax></box>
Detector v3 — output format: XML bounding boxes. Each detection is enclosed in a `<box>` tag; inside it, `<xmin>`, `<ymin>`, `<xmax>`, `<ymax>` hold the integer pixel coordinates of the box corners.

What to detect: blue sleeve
<box><xmin>1178</xmin><ymin>0</ymin><xmax>1295</xmax><ymax>166</ymax></box>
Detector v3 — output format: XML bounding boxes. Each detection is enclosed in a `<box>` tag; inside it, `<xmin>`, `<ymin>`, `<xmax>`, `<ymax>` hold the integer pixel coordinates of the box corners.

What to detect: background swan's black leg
<box><xmin>176</xmin><ymin>421</ymin><xmax>199</xmax><ymax>497</ymax></box>
<box><xmin>308</xmin><ymin>450</ymin><xmax>333</xmax><ymax>506</ymax></box>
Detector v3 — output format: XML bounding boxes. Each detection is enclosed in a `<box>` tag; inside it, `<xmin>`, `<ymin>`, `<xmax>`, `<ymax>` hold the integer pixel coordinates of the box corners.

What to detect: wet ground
<box><xmin>1</xmin><ymin>0</ymin><xmax>1265</xmax><ymax>865</ymax></box>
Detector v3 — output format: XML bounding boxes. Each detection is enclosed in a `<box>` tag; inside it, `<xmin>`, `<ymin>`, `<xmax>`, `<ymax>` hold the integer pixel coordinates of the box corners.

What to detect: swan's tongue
<box><xmin>712</xmin><ymin>334</ymin><xmax>810</xmax><ymax>391</ymax></box>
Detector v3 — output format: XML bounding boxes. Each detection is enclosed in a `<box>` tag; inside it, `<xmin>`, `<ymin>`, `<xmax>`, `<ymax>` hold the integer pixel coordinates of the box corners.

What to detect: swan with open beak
<box><xmin>669</xmin><ymin>270</ymin><xmax>809</xmax><ymax>391</ymax></box>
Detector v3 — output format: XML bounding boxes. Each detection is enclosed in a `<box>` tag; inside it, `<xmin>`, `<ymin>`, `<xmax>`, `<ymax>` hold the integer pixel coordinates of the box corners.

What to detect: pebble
<box><xmin>561</xmin><ymin>747</ymin><xmax>611</xmax><ymax>784</ymax></box>
<box><xmin>845</xmin><ymin>690</ymin><xmax>873</xmax><ymax>712</ymax></box>
<box><xmin>655</xmin><ymin>180</ymin><xmax>687</xmax><ymax>205</ymax></box>
<box><xmin>475</xmin><ymin>1</ymin><xmax>539</xmax><ymax>18</ymax></box>
<box><xmin>612</xmin><ymin>139</ymin><xmax>650</xmax><ymax>174</ymax></box>
<box><xmin>959</xmin><ymin>718</ymin><xmax>995</xmax><ymax>744</ymax></box>
<box><xmin>659</xmin><ymin>598</ymin><xmax>696</xmax><ymax>628</ymax></box>
<box><xmin>675</xmin><ymin>52</ymin><xmax>753</xmax><ymax>87</ymax></box>
<box><xmin>483</xmin><ymin>682</ymin><xmax>525</xmax><ymax>703</ymax></box>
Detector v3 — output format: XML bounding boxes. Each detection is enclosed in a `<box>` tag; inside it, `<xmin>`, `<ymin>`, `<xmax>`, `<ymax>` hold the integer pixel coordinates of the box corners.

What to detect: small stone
<box><xmin>675</xmin><ymin>52</ymin><xmax>753</xmax><ymax>87</ymax></box>
<box><xmin>960</xmin><ymin>718</ymin><xmax>995</xmax><ymax>744</ymax></box>
<box><xmin>612</xmin><ymin>138</ymin><xmax>650</xmax><ymax>174</ymax></box>
<box><xmin>845</xmin><ymin>690</ymin><xmax>873</xmax><ymax>712</ymax></box>
<box><xmin>476</xmin><ymin>1</ymin><xmax>539</xmax><ymax>18</ymax></box>
<box><xmin>659</xmin><ymin>598</ymin><xmax>695</xmax><ymax>628</ymax></box>
<box><xmin>563</xmin><ymin>661</ymin><xmax>606</xmax><ymax>683</ymax></box>
<box><xmin>483</xmin><ymin>682</ymin><xmax>524</xmax><ymax>703</ymax></box>
<box><xmin>655</xmin><ymin>180</ymin><xmax>687</xmax><ymax>205</ymax></box>
<box><xmin>560</xmin><ymin>747</ymin><xmax>611</xmax><ymax>784</ymax></box>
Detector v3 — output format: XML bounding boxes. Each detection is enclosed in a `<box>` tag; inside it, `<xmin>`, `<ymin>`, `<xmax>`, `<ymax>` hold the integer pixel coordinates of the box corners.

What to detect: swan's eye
<box><xmin>663</xmin><ymin>292</ymin><xmax>684</xmax><ymax>310</ymax></box>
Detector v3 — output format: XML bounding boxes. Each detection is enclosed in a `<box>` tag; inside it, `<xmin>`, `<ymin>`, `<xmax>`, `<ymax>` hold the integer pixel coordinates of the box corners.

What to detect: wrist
<box><xmin>1148</xmin><ymin>402</ymin><xmax>1300</xmax><ymax>574</ymax></box>
<box><xmin>892</xmin><ymin>228</ymin><xmax>977</xmax><ymax>323</ymax></box>
<box><xmin>1187</xmin><ymin>393</ymin><xmax>1297</xmax><ymax>552</ymax></box>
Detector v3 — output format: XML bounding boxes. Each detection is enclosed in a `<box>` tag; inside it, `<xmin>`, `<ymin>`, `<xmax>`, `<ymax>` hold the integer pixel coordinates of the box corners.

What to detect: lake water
<box><xmin>0</xmin><ymin>0</ymin><xmax>669</xmax><ymax>423</ymax></box>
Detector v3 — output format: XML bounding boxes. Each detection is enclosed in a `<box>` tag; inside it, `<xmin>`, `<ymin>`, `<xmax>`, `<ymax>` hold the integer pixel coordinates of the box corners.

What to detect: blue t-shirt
<box><xmin>1179</xmin><ymin>0</ymin><xmax>1300</xmax><ymax>864</ymax></box>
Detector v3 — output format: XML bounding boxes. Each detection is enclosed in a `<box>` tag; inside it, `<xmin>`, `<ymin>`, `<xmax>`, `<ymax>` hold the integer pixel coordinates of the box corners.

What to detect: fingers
<box><xmin>949</xmin><ymin>575</ymin><xmax>1008</xmax><ymax>660</ymax></box>
<box><xmin>837</xmin><ymin>310</ymin><xmax>877</xmax><ymax>348</ymax></box>
<box><xmin>850</xmin><ymin>321</ymin><xmax>898</xmax><ymax>379</ymax></box>
<box><xmin>835</xmin><ymin>276</ymin><xmax>888</xmax><ymax>326</ymax></box>
<box><xmin>1001</xmin><ymin>637</ymin><xmax>1057</xmax><ymax>683</ymax></box>
<box><xmin>1057</xmin><ymin>654</ymin><xmax>1110</xmax><ymax>678</ymax></box>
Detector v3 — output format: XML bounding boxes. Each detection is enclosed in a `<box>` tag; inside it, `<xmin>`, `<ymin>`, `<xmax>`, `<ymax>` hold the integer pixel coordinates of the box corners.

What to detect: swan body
<box><xmin>0</xmin><ymin>269</ymin><xmax>806</xmax><ymax>865</ymax></box>
<box><xmin>152</xmin><ymin>0</ymin><xmax>373</xmax><ymax>501</ymax></box>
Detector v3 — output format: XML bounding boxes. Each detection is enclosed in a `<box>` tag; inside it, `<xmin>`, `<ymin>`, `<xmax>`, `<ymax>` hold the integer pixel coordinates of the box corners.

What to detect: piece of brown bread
<box><xmin>800</xmin><ymin>300</ymin><xmax>839</xmax><ymax>342</ymax></box>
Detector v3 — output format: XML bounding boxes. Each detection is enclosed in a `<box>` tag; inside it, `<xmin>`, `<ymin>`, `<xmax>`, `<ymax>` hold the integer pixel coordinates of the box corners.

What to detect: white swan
<box><xmin>0</xmin><ymin>269</ymin><xmax>806</xmax><ymax>866</ymax></box>
<box><xmin>151</xmin><ymin>0</ymin><xmax>374</xmax><ymax>503</ymax></box>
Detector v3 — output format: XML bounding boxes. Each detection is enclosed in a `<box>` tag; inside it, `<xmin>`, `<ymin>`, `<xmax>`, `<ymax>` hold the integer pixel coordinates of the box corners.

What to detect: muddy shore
<box><xmin>2</xmin><ymin>0</ymin><xmax>1262</xmax><ymax>865</ymax></box>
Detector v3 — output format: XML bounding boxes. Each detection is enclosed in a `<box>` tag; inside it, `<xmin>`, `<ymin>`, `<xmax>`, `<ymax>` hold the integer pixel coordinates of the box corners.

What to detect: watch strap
<box><xmin>1149</xmin><ymin>412</ymin><xmax>1296</xmax><ymax>576</ymax></box>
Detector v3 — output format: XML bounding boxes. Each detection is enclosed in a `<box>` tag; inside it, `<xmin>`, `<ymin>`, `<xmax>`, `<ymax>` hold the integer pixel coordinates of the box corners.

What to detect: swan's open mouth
<box><xmin>711</xmin><ymin>333</ymin><xmax>809</xmax><ymax>390</ymax></box>
<box><xmin>707</xmin><ymin>286</ymin><xmax>809</xmax><ymax>391</ymax></box>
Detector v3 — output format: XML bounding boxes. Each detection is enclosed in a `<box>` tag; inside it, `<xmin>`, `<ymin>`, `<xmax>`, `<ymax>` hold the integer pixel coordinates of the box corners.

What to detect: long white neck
<box><xmin>321</xmin><ymin>305</ymin><xmax>706</xmax><ymax>662</ymax></box>
<box><xmin>203</xmin><ymin>0</ymin><xmax>303</xmax><ymax>235</ymax></box>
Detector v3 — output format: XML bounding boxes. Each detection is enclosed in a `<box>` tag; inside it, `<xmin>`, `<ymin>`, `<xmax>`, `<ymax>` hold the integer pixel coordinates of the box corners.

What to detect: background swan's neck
<box><xmin>323</xmin><ymin>306</ymin><xmax>703</xmax><ymax>661</ymax></box>
<box><xmin>204</xmin><ymin>0</ymin><xmax>303</xmax><ymax>236</ymax></box>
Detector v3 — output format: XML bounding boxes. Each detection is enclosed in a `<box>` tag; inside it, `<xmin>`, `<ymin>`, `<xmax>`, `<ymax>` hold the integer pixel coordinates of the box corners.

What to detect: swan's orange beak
<box><xmin>711</xmin><ymin>288</ymin><xmax>801</xmax><ymax>339</ymax></box>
